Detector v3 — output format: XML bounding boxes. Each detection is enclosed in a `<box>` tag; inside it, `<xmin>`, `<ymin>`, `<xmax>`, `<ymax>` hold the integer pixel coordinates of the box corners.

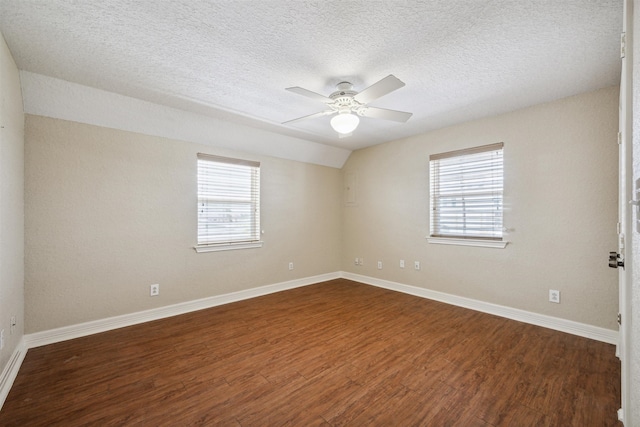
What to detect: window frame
<box><xmin>427</xmin><ymin>143</ymin><xmax>507</xmax><ymax>249</ymax></box>
<box><xmin>194</xmin><ymin>153</ymin><xmax>263</xmax><ymax>253</ymax></box>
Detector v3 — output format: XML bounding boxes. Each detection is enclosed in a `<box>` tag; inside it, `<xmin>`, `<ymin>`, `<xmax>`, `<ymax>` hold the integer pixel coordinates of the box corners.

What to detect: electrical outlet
<box><xmin>288</xmin><ymin>262</ymin><xmax>294</xmax><ymax>270</ymax></box>
<box><xmin>0</xmin><ymin>329</ymin><xmax>4</xmax><ymax>350</ymax></box>
<box><xmin>414</xmin><ymin>261</ymin><xmax>420</xmax><ymax>270</ymax></box>
<box><xmin>150</xmin><ymin>284</ymin><xmax>160</xmax><ymax>297</ymax></box>
<box><xmin>549</xmin><ymin>290</ymin><xmax>560</xmax><ymax>303</ymax></box>
<box><xmin>400</xmin><ymin>260</ymin><xmax>405</xmax><ymax>268</ymax></box>
<box><xmin>354</xmin><ymin>257</ymin><xmax>359</xmax><ymax>265</ymax></box>
<box><xmin>377</xmin><ymin>261</ymin><xmax>383</xmax><ymax>269</ymax></box>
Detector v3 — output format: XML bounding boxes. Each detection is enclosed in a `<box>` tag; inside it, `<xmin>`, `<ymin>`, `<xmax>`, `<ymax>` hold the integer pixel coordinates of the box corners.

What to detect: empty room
<box><xmin>1</xmin><ymin>1</ymin><xmax>639</xmax><ymax>426</ymax></box>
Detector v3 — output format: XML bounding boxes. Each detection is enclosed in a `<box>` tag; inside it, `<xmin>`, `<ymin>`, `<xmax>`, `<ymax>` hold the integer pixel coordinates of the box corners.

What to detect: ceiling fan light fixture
<box><xmin>330</xmin><ymin>112</ymin><xmax>360</xmax><ymax>134</ymax></box>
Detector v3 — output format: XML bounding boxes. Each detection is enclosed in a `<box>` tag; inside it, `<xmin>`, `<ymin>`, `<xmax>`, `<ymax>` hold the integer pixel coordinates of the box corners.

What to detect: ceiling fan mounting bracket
<box><xmin>329</xmin><ymin>82</ymin><xmax>358</xmax><ymax>100</ymax></box>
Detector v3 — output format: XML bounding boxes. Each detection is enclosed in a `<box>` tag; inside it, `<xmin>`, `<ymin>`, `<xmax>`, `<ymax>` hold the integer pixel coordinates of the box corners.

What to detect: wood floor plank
<box><xmin>0</xmin><ymin>279</ymin><xmax>621</xmax><ymax>426</ymax></box>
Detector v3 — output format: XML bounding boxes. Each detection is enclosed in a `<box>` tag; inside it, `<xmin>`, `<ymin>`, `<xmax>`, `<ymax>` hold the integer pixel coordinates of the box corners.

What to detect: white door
<box><xmin>615</xmin><ymin>1</ymin><xmax>632</xmax><ymax>423</ymax></box>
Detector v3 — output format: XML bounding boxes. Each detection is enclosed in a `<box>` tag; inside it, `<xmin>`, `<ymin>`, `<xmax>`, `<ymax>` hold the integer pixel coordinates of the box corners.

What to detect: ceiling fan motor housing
<box><xmin>329</xmin><ymin>82</ymin><xmax>363</xmax><ymax>114</ymax></box>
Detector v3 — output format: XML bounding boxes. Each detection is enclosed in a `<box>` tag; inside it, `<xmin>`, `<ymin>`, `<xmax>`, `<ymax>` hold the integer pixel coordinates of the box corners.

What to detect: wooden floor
<box><xmin>1</xmin><ymin>279</ymin><xmax>620</xmax><ymax>426</ymax></box>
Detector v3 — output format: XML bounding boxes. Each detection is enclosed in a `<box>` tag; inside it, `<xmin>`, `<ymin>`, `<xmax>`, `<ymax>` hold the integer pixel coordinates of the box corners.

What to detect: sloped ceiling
<box><xmin>0</xmin><ymin>0</ymin><xmax>622</xmax><ymax>153</ymax></box>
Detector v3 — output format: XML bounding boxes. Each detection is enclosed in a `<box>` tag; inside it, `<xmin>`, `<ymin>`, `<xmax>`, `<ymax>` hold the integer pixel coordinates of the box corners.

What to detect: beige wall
<box><xmin>23</xmin><ymin>88</ymin><xmax>620</xmax><ymax>335</ymax></box>
<box><xmin>24</xmin><ymin>116</ymin><xmax>342</xmax><ymax>333</ymax></box>
<box><xmin>342</xmin><ymin>87</ymin><xmax>619</xmax><ymax>330</ymax></box>
<box><xmin>0</xmin><ymin>34</ymin><xmax>24</xmax><ymax>371</ymax></box>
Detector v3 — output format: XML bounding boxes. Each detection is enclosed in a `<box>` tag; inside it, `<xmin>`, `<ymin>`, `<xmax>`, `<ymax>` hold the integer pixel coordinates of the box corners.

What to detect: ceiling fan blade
<box><xmin>282</xmin><ymin>110</ymin><xmax>335</xmax><ymax>125</ymax></box>
<box><xmin>353</xmin><ymin>74</ymin><xmax>405</xmax><ymax>104</ymax></box>
<box><xmin>359</xmin><ymin>106</ymin><xmax>413</xmax><ymax>122</ymax></box>
<box><xmin>285</xmin><ymin>87</ymin><xmax>334</xmax><ymax>104</ymax></box>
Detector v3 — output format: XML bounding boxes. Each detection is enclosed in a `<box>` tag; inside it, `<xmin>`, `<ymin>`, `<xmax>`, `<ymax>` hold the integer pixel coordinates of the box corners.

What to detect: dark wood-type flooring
<box><xmin>1</xmin><ymin>279</ymin><xmax>621</xmax><ymax>426</ymax></box>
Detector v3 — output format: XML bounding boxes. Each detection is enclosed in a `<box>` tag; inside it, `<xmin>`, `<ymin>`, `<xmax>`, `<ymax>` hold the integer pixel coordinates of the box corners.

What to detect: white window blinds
<box><xmin>429</xmin><ymin>143</ymin><xmax>504</xmax><ymax>240</ymax></box>
<box><xmin>197</xmin><ymin>154</ymin><xmax>261</xmax><ymax>247</ymax></box>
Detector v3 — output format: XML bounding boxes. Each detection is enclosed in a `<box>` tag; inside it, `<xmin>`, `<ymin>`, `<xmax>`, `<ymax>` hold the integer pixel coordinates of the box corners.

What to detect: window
<box><xmin>428</xmin><ymin>143</ymin><xmax>506</xmax><ymax>248</ymax></box>
<box><xmin>195</xmin><ymin>153</ymin><xmax>262</xmax><ymax>252</ymax></box>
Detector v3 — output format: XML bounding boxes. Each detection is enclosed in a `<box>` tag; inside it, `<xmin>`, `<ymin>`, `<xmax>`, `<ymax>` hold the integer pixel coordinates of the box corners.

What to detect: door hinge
<box><xmin>621</xmin><ymin>32</ymin><xmax>626</xmax><ymax>58</ymax></box>
<box><xmin>618</xmin><ymin>313</ymin><xmax>622</xmax><ymax>325</ymax></box>
<box><xmin>618</xmin><ymin>132</ymin><xmax>622</xmax><ymax>145</ymax></box>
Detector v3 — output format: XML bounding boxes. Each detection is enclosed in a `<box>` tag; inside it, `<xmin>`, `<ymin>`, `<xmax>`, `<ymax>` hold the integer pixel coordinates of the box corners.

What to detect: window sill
<box><xmin>426</xmin><ymin>237</ymin><xmax>508</xmax><ymax>249</ymax></box>
<box><xmin>194</xmin><ymin>241</ymin><xmax>264</xmax><ymax>253</ymax></box>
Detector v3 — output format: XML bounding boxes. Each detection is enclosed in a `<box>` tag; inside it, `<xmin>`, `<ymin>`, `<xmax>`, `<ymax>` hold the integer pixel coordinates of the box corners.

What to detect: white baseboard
<box><xmin>24</xmin><ymin>272</ymin><xmax>340</xmax><ymax>349</ymax></box>
<box><xmin>342</xmin><ymin>272</ymin><xmax>618</xmax><ymax>345</ymax></box>
<box><xmin>23</xmin><ymin>270</ymin><xmax>618</xmax><ymax>349</ymax></box>
<box><xmin>0</xmin><ymin>337</ymin><xmax>27</xmax><ymax>410</ymax></box>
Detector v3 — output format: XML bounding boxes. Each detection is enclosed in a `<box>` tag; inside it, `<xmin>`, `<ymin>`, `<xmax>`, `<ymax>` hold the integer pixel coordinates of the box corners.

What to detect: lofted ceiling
<box><xmin>0</xmin><ymin>0</ymin><xmax>623</xmax><ymax>152</ymax></box>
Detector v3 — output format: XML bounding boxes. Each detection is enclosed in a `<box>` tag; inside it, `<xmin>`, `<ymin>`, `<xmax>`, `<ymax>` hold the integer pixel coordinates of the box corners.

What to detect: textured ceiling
<box><xmin>0</xmin><ymin>0</ymin><xmax>623</xmax><ymax>151</ymax></box>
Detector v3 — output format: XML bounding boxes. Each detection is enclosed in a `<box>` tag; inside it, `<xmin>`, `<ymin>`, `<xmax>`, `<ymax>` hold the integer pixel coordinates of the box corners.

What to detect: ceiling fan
<box><xmin>283</xmin><ymin>74</ymin><xmax>412</xmax><ymax>137</ymax></box>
